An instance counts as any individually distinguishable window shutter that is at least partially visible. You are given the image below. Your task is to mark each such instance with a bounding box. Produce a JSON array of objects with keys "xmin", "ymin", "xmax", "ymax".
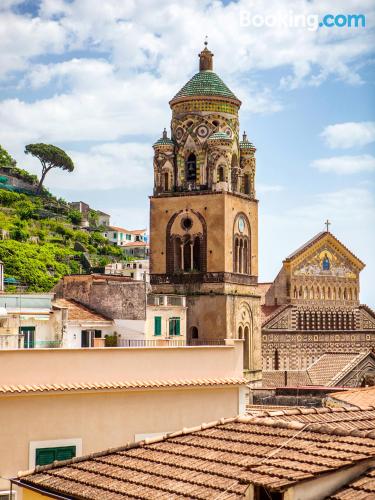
[
  {"xmin": 176, "ymin": 318, "xmax": 180, "ymax": 335},
  {"xmin": 36, "ymin": 448, "xmax": 56, "ymax": 466},
  {"xmin": 154, "ymin": 316, "xmax": 161, "ymax": 336},
  {"xmin": 56, "ymin": 446, "xmax": 76, "ymax": 461},
  {"xmin": 169, "ymin": 319, "xmax": 173, "ymax": 336}
]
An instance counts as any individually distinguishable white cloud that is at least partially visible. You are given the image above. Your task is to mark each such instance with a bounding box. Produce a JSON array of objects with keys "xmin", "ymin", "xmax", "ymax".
[
  {"xmin": 321, "ymin": 121, "xmax": 375, "ymax": 149},
  {"xmin": 44, "ymin": 142, "xmax": 153, "ymax": 191},
  {"xmin": 311, "ymin": 154, "xmax": 375, "ymax": 175}
]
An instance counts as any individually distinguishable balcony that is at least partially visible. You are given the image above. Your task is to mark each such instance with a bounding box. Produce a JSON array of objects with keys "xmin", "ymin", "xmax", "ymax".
[{"xmin": 147, "ymin": 295, "xmax": 186, "ymax": 307}]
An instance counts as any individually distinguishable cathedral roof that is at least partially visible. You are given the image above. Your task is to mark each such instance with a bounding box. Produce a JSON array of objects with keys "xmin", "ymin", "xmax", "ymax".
[{"xmin": 284, "ymin": 230, "xmax": 365, "ymax": 269}]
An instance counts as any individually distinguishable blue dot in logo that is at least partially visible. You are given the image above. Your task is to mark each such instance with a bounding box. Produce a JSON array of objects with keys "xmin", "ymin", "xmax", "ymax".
[{"xmin": 319, "ymin": 21, "xmax": 323, "ymax": 27}]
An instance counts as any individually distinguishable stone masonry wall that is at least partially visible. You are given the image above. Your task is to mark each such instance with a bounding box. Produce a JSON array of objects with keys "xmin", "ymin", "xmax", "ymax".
[{"xmin": 53, "ymin": 275, "xmax": 146, "ymax": 320}]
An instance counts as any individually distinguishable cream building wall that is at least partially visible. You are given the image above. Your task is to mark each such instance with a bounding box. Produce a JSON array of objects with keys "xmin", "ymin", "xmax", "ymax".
[{"xmin": 0, "ymin": 343, "xmax": 245, "ymax": 494}]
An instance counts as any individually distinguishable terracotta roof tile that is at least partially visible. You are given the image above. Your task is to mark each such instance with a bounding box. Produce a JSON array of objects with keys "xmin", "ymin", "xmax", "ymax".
[
  {"xmin": 328, "ymin": 386, "xmax": 375, "ymax": 410},
  {"xmin": 16, "ymin": 415, "xmax": 375, "ymax": 498},
  {"xmin": 308, "ymin": 352, "xmax": 370, "ymax": 386},
  {"xmin": 54, "ymin": 298, "xmax": 112, "ymax": 322},
  {"xmin": 0, "ymin": 377, "xmax": 247, "ymax": 395},
  {"xmin": 262, "ymin": 370, "xmax": 312, "ymax": 387},
  {"xmin": 330, "ymin": 467, "xmax": 375, "ymax": 499},
  {"xmin": 246, "ymin": 406, "xmax": 375, "ymax": 432}
]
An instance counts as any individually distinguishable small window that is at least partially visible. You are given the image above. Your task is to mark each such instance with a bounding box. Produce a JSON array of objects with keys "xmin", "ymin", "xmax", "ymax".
[
  {"xmin": 169, "ymin": 317, "xmax": 180, "ymax": 336},
  {"xmin": 186, "ymin": 154, "xmax": 197, "ymax": 182},
  {"xmin": 154, "ymin": 316, "xmax": 162, "ymax": 336},
  {"xmin": 217, "ymin": 166, "xmax": 224, "ymax": 182},
  {"xmin": 36, "ymin": 446, "xmax": 76, "ymax": 466}
]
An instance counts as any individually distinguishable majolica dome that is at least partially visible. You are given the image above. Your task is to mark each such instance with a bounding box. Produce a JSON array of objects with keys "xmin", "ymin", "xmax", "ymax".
[
  {"xmin": 239, "ymin": 132, "xmax": 256, "ymax": 151},
  {"xmin": 153, "ymin": 128, "xmax": 174, "ymax": 148},
  {"xmin": 169, "ymin": 43, "xmax": 241, "ymax": 108}
]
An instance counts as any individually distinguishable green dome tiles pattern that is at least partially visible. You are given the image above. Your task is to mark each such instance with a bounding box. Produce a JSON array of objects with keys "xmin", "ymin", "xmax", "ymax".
[
  {"xmin": 172, "ymin": 71, "xmax": 239, "ymax": 102},
  {"xmin": 153, "ymin": 137, "xmax": 174, "ymax": 146},
  {"xmin": 208, "ymin": 131, "xmax": 231, "ymax": 141}
]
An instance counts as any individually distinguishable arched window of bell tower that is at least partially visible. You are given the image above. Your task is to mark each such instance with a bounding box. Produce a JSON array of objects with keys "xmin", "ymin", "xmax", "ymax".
[
  {"xmin": 186, "ymin": 153, "xmax": 197, "ymax": 182},
  {"xmin": 217, "ymin": 165, "xmax": 225, "ymax": 182},
  {"xmin": 244, "ymin": 174, "xmax": 250, "ymax": 194},
  {"xmin": 164, "ymin": 172, "xmax": 169, "ymax": 191}
]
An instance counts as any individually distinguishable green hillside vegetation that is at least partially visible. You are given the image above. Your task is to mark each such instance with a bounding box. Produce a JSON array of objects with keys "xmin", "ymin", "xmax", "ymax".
[{"xmin": 0, "ymin": 173, "xmax": 124, "ymax": 293}]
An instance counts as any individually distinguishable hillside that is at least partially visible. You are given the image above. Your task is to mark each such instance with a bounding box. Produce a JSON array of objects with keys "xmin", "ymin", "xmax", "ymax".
[{"xmin": 0, "ymin": 172, "xmax": 124, "ymax": 292}]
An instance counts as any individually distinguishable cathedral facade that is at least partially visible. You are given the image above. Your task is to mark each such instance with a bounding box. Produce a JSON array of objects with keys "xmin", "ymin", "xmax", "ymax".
[
  {"xmin": 261, "ymin": 229, "xmax": 375, "ymax": 375},
  {"xmin": 149, "ymin": 45, "xmax": 261, "ymax": 384}
]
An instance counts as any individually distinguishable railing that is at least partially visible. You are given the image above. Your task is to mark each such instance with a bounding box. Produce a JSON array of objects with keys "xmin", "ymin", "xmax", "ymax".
[
  {"xmin": 117, "ymin": 338, "xmax": 186, "ymax": 348},
  {"xmin": 147, "ymin": 295, "xmax": 185, "ymax": 306},
  {"xmin": 188, "ymin": 338, "xmax": 226, "ymax": 346}
]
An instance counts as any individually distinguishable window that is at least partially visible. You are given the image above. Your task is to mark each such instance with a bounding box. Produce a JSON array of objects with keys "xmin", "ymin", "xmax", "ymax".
[
  {"xmin": 186, "ymin": 153, "xmax": 197, "ymax": 182},
  {"xmin": 20, "ymin": 326, "xmax": 35, "ymax": 349},
  {"xmin": 35, "ymin": 445, "xmax": 76, "ymax": 466},
  {"xmin": 126, "ymin": 234, "xmax": 131, "ymax": 240},
  {"xmin": 169, "ymin": 317, "xmax": 180, "ymax": 336},
  {"xmin": 0, "ymin": 492, "xmax": 15, "ymax": 500},
  {"xmin": 154, "ymin": 316, "xmax": 162, "ymax": 336},
  {"xmin": 244, "ymin": 174, "xmax": 250, "ymax": 194},
  {"xmin": 191, "ymin": 326, "xmax": 199, "ymax": 339},
  {"xmin": 217, "ymin": 165, "xmax": 224, "ymax": 182}
]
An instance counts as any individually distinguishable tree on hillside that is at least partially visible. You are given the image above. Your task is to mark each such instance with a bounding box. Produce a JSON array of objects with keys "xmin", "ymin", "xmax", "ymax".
[
  {"xmin": 24, "ymin": 143, "xmax": 74, "ymax": 195},
  {"xmin": 0, "ymin": 145, "xmax": 16, "ymax": 169}
]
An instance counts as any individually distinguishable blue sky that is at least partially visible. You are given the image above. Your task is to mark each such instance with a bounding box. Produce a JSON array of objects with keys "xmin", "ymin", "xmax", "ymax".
[{"xmin": 0, "ymin": 0, "xmax": 374, "ymax": 303}]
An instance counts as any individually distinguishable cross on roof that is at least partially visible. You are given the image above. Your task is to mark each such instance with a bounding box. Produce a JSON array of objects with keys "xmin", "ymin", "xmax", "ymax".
[{"xmin": 325, "ymin": 219, "xmax": 331, "ymax": 232}]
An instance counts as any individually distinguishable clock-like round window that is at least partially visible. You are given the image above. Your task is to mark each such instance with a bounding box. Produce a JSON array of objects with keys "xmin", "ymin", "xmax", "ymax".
[
  {"xmin": 197, "ymin": 125, "xmax": 209, "ymax": 138},
  {"xmin": 238, "ymin": 216, "xmax": 245, "ymax": 233},
  {"xmin": 225, "ymin": 127, "xmax": 232, "ymax": 138},
  {"xmin": 175, "ymin": 127, "xmax": 184, "ymax": 140}
]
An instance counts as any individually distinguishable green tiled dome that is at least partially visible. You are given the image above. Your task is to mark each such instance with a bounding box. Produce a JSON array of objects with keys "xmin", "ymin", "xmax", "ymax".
[
  {"xmin": 208, "ymin": 131, "xmax": 231, "ymax": 141},
  {"xmin": 239, "ymin": 132, "xmax": 255, "ymax": 150},
  {"xmin": 172, "ymin": 71, "xmax": 239, "ymax": 102},
  {"xmin": 153, "ymin": 129, "xmax": 174, "ymax": 147}
]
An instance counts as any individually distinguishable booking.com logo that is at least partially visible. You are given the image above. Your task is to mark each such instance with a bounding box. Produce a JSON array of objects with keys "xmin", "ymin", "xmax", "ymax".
[{"xmin": 240, "ymin": 11, "xmax": 366, "ymax": 31}]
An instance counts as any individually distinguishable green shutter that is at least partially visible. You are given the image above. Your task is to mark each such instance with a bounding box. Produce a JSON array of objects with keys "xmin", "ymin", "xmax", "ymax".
[
  {"xmin": 35, "ymin": 446, "xmax": 76, "ymax": 466},
  {"xmin": 169, "ymin": 319, "xmax": 173, "ymax": 336},
  {"xmin": 154, "ymin": 316, "xmax": 161, "ymax": 336},
  {"xmin": 175, "ymin": 318, "xmax": 180, "ymax": 335},
  {"xmin": 169, "ymin": 317, "xmax": 181, "ymax": 336}
]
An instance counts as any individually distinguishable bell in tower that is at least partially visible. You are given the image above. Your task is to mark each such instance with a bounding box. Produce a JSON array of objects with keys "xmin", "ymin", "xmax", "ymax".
[{"xmin": 149, "ymin": 45, "xmax": 261, "ymax": 385}]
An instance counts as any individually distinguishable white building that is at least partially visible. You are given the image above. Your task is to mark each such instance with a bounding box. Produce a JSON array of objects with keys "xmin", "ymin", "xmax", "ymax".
[
  {"xmin": 105, "ymin": 259, "xmax": 149, "ymax": 281},
  {"xmin": 103, "ymin": 226, "xmax": 148, "ymax": 247}
]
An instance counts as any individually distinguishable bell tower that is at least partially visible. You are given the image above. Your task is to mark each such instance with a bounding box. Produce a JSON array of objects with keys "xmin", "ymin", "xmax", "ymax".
[{"xmin": 150, "ymin": 44, "xmax": 261, "ymax": 383}]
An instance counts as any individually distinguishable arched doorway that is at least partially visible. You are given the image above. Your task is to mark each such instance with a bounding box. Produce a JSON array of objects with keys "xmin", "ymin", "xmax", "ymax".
[{"xmin": 191, "ymin": 326, "xmax": 199, "ymax": 339}]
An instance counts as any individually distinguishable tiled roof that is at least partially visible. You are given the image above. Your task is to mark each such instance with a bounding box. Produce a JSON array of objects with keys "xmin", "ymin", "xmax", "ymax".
[
  {"xmin": 0, "ymin": 377, "xmax": 247, "ymax": 395},
  {"xmin": 328, "ymin": 386, "xmax": 375, "ymax": 410},
  {"xmin": 284, "ymin": 231, "xmax": 365, "ymax": 268},
  {"xmin": 246, "ymin": 406, "xmax": 375, "ymax": 432},
  {"xmin": 261, "ymin": 304, "xmax": 290, "ymax": 327},
  {"xmin": 308, "ymin": 352, "xmax": 370, "ymax": 386},
  {"xmin": 153, "ymin": 136, "xmax": 174, "ymax": 146},
  {"xmin": 123, "ymin": 241, "xmax": 149, "ymax": 247},
  {"xmin": 239, "ymin": 139, "xmax": 255, "ymax": 150},
  {"xmin": 262, "ymin": 370, "xmax": 312, "ymax": 388},
  {"xmin": 330, "ymin": 467, "xmax": 375, "ymax": 499},
  {"xmin": 263, "ymin": 352, "xmax": 373, "ymax": 388},
  {"xmin": 17, "ymin": 415, "xmax": 375, "ymax": 498},
  {"xmin": 171, "ymin": 70, "xmax": 240, "ymax": 102},
  {"xmin": 54, "ymin": 299, "xmax": 111, "ymax": 323}
]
